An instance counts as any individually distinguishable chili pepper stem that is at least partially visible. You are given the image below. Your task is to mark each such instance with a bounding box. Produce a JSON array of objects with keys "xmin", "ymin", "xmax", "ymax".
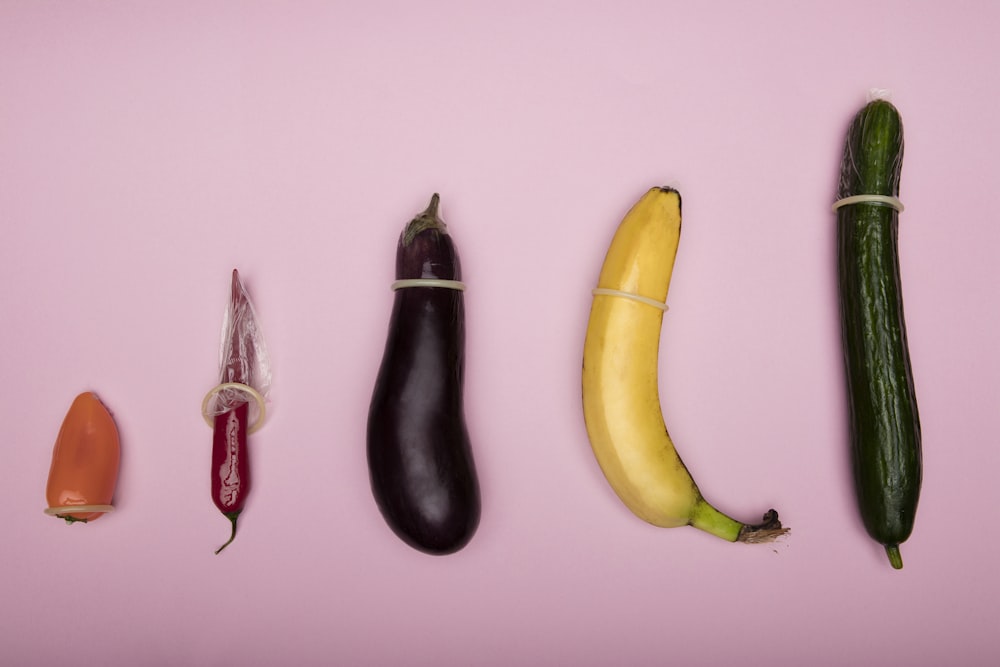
[{"xmin": 215, "ymin": 510, "xmax": 242, "ymax": 555}]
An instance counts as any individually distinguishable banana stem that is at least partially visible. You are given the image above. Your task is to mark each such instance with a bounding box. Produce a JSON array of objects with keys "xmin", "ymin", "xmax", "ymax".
[
  {"xmin": 690, "ymin": 502, "xmax": 789, "ymax": 544},
  {"xmin": 736, "ymin": 509, "xmax": 789, "ymax": 543},
  {"xmin": 689, "ymin": 500, "xmax": 743, "ymax": 542}
]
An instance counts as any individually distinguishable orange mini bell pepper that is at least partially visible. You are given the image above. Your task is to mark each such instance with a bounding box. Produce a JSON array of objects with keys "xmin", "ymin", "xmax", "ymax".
[{"xmin": 44, "ymin": 392, "xmax": 121, "ymax": 523}]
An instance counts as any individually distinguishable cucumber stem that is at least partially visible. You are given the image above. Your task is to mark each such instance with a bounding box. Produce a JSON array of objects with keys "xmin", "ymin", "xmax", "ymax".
[
  {"xmin": 215, "ymin": 511, "xmax": 241, "ymax": 555},
  {"xmin": 886, "ymin": 544, "xmax": 903, "ymax": 569}
]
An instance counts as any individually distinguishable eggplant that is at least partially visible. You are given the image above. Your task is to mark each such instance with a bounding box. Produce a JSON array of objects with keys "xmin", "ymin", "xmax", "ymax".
[{"xmin": 367, "ymin": 194, "xmax": 481, "ymax": 555}]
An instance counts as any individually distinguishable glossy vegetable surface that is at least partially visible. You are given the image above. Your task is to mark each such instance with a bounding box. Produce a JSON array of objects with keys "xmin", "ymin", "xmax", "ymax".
[
  {"xmin": 367, "ymin": 194, "xmax": 481, "ymax": 555},
  {"xmin": 45, "ymin": 392, "xmax": 121, "ymax": 523},
  {"xmin": 213, "ymin": 401, "xmax": 250, "ymax": 554},
  {"xmin": 837, "ymin": 99, "xmax": 921, "ymax": 569},
  {"xmin": 211, "ymin": 269, "xmax": 257, "ymax": 554}
]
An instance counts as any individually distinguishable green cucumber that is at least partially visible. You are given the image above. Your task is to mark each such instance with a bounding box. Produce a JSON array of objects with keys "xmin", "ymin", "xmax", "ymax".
[{"xmin": 836, "ymin": 98, "xmax": 922, "ymax": 570}]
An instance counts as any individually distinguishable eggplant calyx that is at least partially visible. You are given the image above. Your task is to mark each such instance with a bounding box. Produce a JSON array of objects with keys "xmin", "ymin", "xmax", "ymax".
[{"xmin": 402, "ymin": 193, "xmax": 447, "ymax": 246}]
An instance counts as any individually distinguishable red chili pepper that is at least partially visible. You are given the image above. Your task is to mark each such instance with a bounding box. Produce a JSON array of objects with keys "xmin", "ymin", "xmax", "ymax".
[
  {"xmin": 212, "ymin": 400, "xmax": 249, "ymax": 553},
  {"xmin": 212, "ymin": 269, "xmax": 256, "ymax": 554}
]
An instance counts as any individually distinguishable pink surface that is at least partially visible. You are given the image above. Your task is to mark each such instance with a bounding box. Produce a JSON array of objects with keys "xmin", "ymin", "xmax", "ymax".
[{"xmin": 2, "ymin": 2, "xmax": 999, "ymax": 665}]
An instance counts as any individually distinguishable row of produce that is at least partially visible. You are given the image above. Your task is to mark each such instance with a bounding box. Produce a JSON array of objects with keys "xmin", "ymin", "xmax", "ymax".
[{"xmin": 43, "ymin": 96, "xmax": 922, "ymax": 569}]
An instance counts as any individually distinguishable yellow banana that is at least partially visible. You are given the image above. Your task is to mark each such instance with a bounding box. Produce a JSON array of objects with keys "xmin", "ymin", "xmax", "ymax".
[{"xmin": 582, "ymin": 187, "xmax": 787, "ymax": 543}]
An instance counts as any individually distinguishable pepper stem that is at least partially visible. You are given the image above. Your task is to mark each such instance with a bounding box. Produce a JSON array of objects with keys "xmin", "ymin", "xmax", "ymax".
[
  {"xmin": 885, "ymin": 544, "xmax": 903, "ymax": 569},
  {"xmin": 215, "ymin": 510, "xmax": 241, "ymax": 555}
]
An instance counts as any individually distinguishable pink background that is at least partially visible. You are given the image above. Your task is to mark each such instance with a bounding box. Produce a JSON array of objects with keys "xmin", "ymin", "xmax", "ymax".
[{"xmin": 2, "ymin": 2, "xmax": 998, "ymax": 665}]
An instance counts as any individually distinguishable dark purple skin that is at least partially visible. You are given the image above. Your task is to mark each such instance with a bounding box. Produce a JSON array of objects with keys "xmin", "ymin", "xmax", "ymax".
[{"xmin": 367, "ymin": 194, "xmax": 481, "ymax": 555}]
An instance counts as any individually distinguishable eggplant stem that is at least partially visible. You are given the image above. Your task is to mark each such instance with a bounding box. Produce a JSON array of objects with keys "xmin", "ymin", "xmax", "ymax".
[
  {"xmin": 215, "ymin": 511, "xmax": 241, "ymax": 555},
  {"xmin": 402, "ymin": 193, "xmax": 447, "ymax": 246},
  {"xmin": 424, "ymin": 192, "xmax": 440, "ymax": 218}
]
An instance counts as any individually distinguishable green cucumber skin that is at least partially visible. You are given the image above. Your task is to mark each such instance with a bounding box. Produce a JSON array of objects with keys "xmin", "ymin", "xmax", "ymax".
[{"xmin": 837, "ymin": 100, "xmax": 922, "ymax": 564}]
